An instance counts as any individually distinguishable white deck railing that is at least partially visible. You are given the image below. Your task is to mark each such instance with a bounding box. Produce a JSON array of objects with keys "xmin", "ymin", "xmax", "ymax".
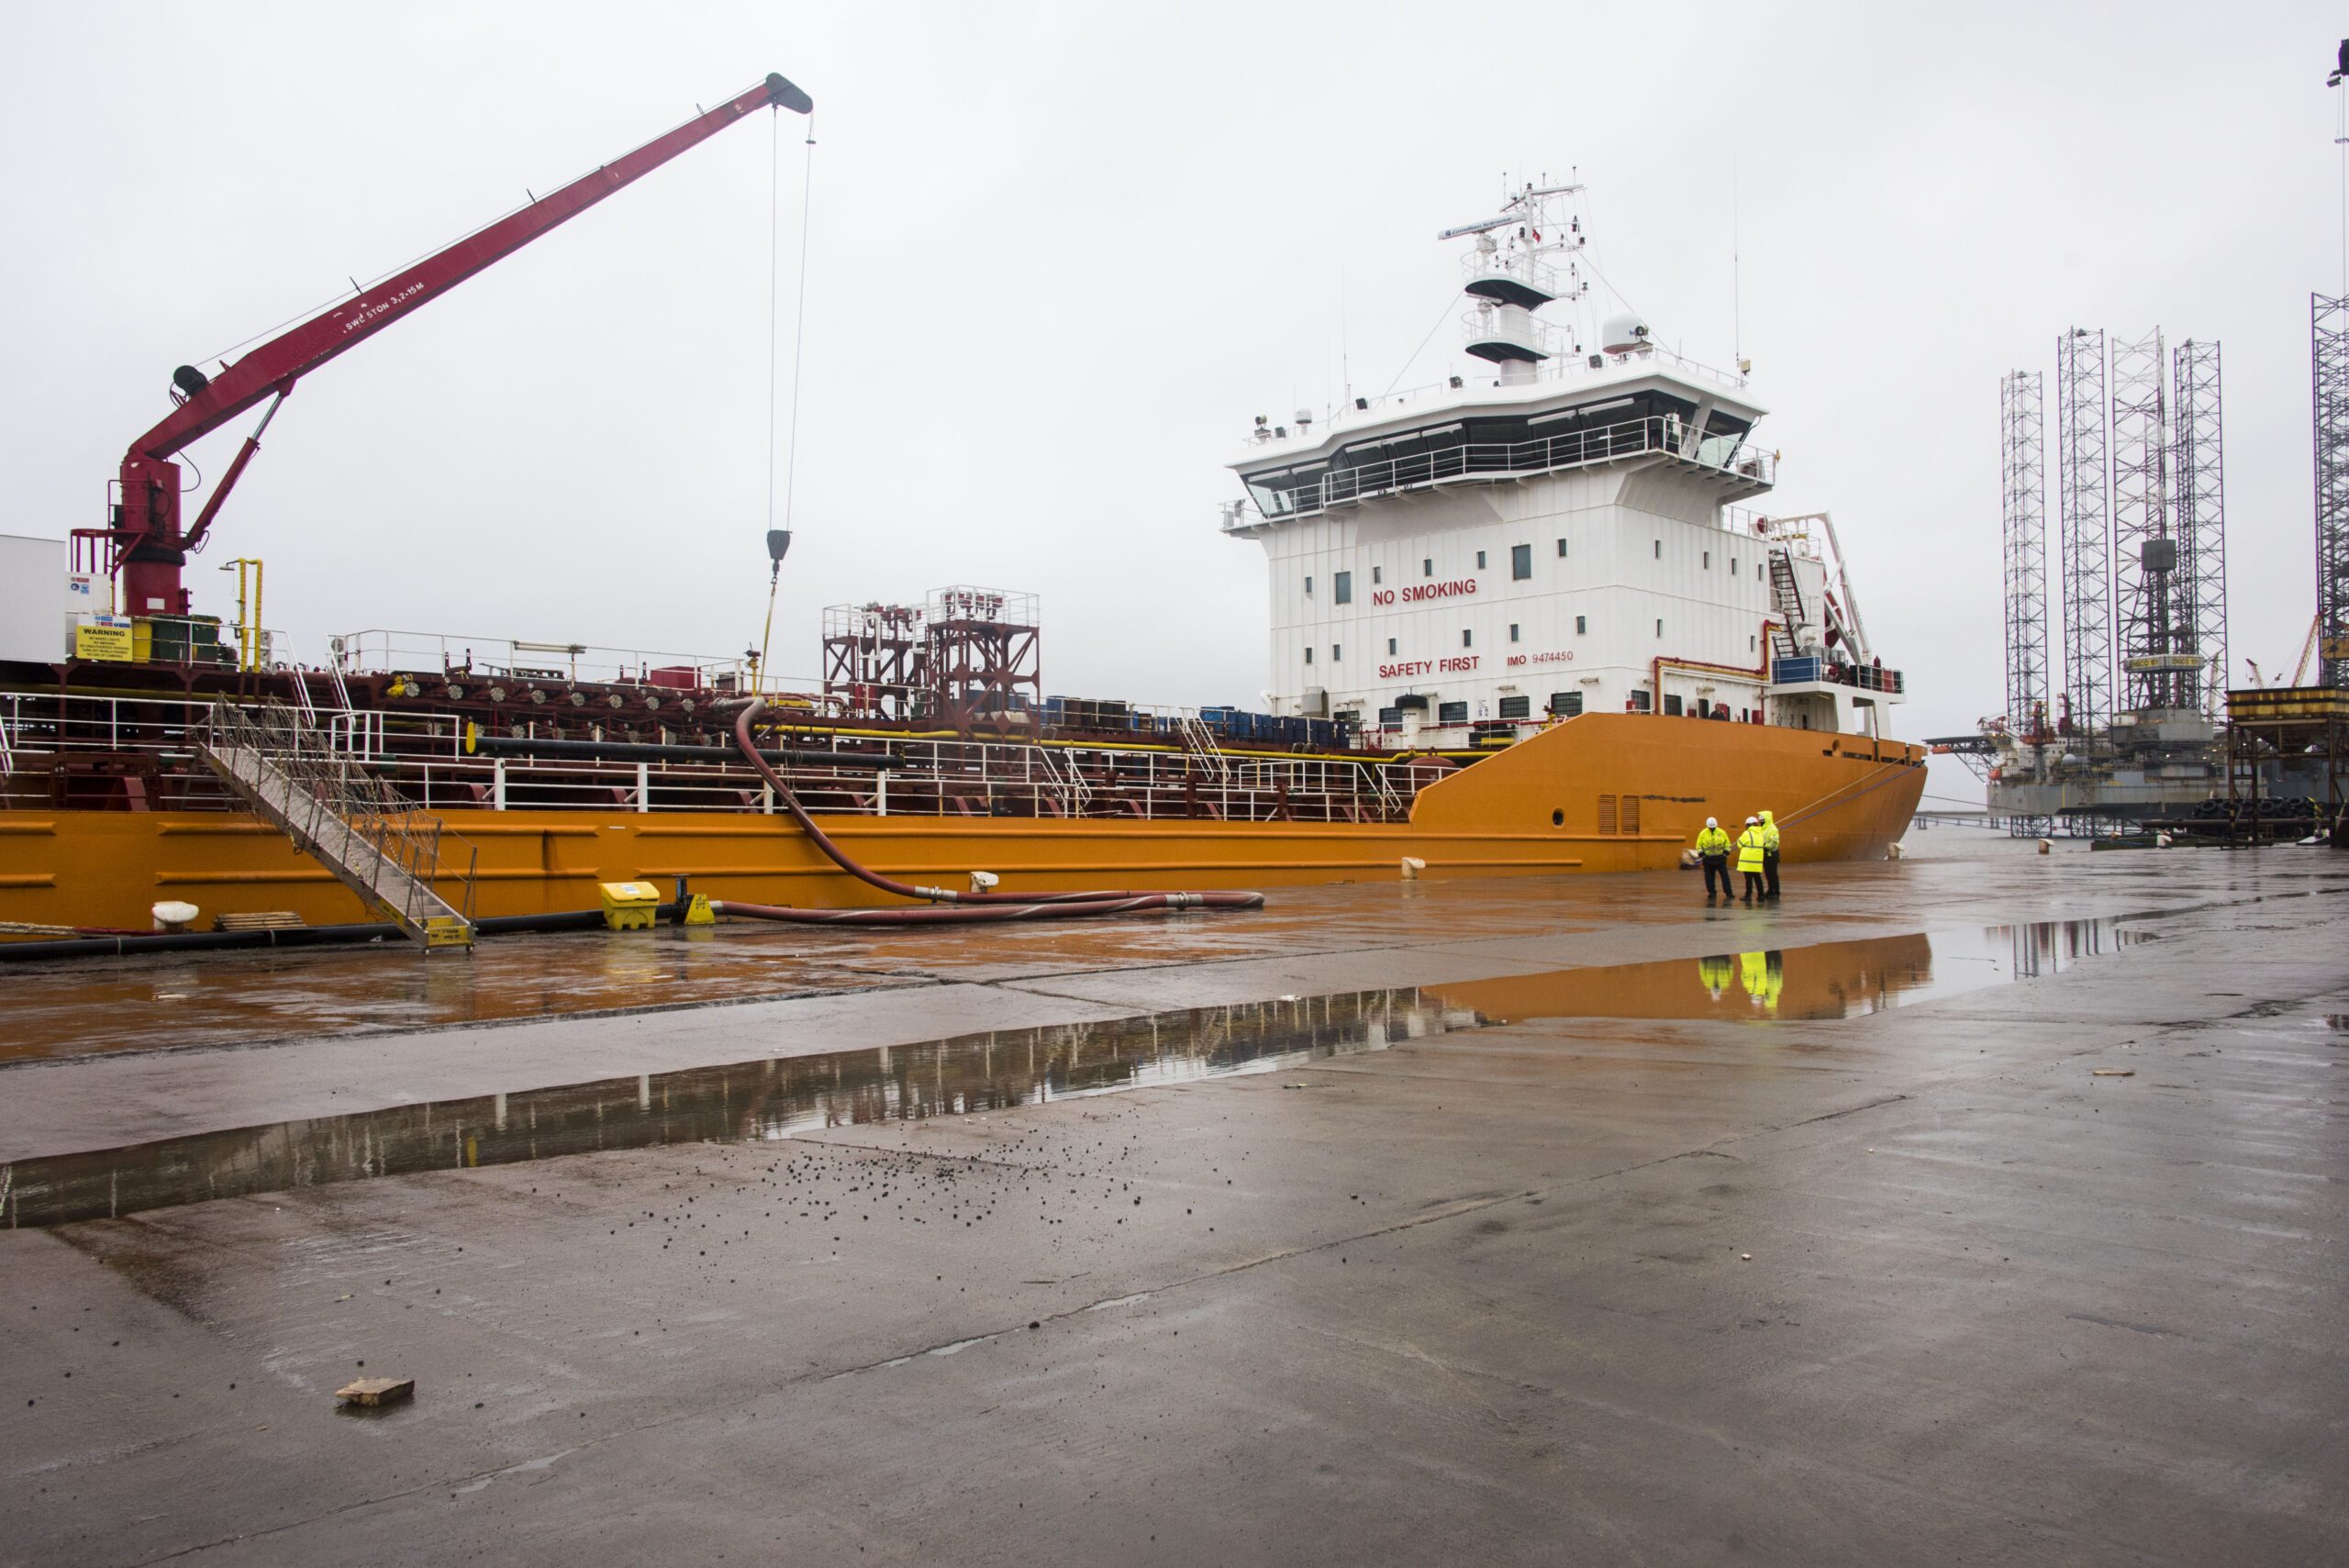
[
  {"xmin": 0, "ymin": 693, "xmax": 1410, "ymax": 826},
  {"xmin": 1229, "ymin": 413, "xmax": 1775, "ymax": 530}
]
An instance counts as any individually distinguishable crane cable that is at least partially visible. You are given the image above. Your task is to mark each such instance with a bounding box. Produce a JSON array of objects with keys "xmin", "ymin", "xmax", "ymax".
[{"xmin": 757, "ymin": 108, "xmax": 818, "ymax": 696}]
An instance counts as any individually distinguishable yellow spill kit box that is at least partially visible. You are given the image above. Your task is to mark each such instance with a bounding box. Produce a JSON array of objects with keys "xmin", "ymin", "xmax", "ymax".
[{"xmin": 598, "ymin": 880, "xmax": 662, "ymax": 931}]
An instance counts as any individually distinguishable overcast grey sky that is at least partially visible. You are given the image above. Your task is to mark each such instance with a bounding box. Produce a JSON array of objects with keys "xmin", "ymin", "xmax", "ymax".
[{"xmin": 4, "ymin": 4, "xmax": 2339, "ymax": 804}]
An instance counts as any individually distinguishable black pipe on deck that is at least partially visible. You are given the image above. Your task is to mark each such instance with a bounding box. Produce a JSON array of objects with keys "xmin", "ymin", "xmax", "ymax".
[{"xmin": 462, "ymin": 733, "xmax": 903, "ymax": 771}]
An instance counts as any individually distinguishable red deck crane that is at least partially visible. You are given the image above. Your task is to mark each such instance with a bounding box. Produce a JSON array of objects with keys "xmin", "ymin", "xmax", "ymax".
[{"xmin": 103, "ymin": 72, "xmax": 813, "ymax": 618}]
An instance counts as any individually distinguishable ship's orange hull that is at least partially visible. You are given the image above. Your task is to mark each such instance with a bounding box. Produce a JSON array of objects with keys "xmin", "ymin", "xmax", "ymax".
[{"xmin": 0, "ymin": 716, "xmax": 1923, "ymax": 932}]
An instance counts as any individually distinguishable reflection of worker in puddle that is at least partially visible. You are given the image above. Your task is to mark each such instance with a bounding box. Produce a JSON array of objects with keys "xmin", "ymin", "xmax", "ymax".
[
  {"xmin": 1698, "ymin": 953, "xmax": 1734, "ymax": 1000},
  {"xmin": 1738, "ymin": 950, "xmax": 1785, "ymax": 1014}
]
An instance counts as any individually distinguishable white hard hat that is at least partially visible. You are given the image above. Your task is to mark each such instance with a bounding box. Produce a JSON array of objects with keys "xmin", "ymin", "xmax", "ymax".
[
  {"xmin": 1746, "ymin": 816, "xmax": 1760, "ymax": 825},
  {"xmin": 1705, "ymin": 817, "xmax": 1718, "ymax": 828}
]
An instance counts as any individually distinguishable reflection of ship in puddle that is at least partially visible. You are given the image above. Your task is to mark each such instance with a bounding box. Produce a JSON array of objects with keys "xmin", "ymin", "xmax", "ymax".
[
  {"xmin": 3, "ymin": 990, "xmax": 1481, "ymax": 1229},
  {"xmin": 1427, "ymin": 919, "xmax": 2147, "ymax": 1025}
]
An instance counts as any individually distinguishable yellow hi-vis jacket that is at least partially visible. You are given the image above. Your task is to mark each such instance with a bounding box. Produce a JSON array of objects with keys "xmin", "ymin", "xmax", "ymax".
[
  {"xmin": 1735, "ymin": 826, "xmax": 1767, "ymax": 873},
  {"xmin": 1760, "ymin": 810, "xmax": 1781, "ymax": 852},
  {"xmin": 1695, "ymin": 826, "xmax": 1731, "ymax": 858},
  {"xmin": 1698, "ymin": 953, "xmax": 1733, "ymax": 998}
]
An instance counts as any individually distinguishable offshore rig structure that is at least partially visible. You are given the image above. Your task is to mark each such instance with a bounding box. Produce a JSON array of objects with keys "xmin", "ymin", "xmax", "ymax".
[
  {"xmin": 1932, "ymin": 314, "xmax": 2344, "ymax": 840},
  {"xmin": 1932, "ymin": 42, "xmax": 2349, "ymax": 844}
]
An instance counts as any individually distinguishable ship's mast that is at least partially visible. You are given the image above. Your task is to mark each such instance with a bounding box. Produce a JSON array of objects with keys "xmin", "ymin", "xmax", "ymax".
[{"xmin": 1441, "ymin": 182, "xmax": 1590, "ymax": 386}]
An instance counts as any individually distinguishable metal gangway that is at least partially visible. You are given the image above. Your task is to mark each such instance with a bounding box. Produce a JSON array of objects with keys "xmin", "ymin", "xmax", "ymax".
[{"xmin": 198, "ymin": 700, "xmax": 476, "ymax": 951}]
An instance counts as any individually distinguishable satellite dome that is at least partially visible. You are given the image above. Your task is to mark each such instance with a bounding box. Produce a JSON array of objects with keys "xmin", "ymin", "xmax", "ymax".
[{"xmin": 1600, "ymin": 311, "xmax": 1651, "ymax": 355}]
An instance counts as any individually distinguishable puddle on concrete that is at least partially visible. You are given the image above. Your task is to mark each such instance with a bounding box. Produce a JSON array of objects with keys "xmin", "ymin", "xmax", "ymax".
[
  {"xmin": 0, "ymin": 889, "xmax": 1585, "ymax": 1065},
  {"xmin": 0, "ymin": 919, "xmax": 2152, "ymax": 1228},
  {"xmin": 0, "ymin": 990, "xmax": 1476, "ymax": 1228},
  {"xmin": 1425, "ymin": 918, "xmax": 2150, "ymax": 1025}
]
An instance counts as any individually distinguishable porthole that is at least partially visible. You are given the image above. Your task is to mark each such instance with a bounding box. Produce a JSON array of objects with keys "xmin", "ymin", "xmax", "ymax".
[{"xmin": 1551, "ymin": 808, "xmax": 1564, "ymax": 827}]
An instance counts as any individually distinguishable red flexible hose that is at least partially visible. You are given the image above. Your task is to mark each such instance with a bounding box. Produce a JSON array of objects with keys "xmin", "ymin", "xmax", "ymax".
[{"xmin": 726, "ymin": 700, "xmax": 1265, "ymax": 913}]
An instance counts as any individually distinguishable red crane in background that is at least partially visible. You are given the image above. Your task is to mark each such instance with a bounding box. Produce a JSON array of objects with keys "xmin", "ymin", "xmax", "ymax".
[{"xmin": 102, "ymin": 72, "xmax": 813, "ymax": 618}]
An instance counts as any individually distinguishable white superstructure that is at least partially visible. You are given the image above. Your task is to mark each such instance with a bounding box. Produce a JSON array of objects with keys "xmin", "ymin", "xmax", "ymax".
[{"xmin": 1225, "ymin": 182, "xmax": 1904, "ymax": 750}]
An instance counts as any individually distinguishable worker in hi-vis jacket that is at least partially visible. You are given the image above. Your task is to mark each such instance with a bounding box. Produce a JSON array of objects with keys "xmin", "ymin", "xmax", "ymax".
[
  {"xmin": 1694, "ymin": 817, "xmax": 1732, "ymax": 901},
  {"xmin": 1760, "ymin": 809, "xmax": 1783, "ymax": 900},
  {"xmin": 1735, "ymin": 817, "xmax": 1768, "ymax": 904}
]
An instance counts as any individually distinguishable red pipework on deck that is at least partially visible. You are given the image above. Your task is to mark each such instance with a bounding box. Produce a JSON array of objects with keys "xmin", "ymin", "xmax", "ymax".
[
  {"xmin": 108, "ymin": 72, "xmax": 813, "ymax": 617},
  {"xmin": 1650, "ymin": 618, "xmax": 1783, "ymax": 720}
]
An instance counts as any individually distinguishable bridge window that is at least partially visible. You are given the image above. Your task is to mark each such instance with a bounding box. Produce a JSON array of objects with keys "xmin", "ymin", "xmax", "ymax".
[
  {"xmin": 1653, "ymin": 539, "xmax": 1663, "ymax": 560},
  {"xmin": 1703, "ymin": 550, "xmax": 1710, "ymax": 570},
  {"xmin": 1372, "ymin": 565, "xmax": 1383, "ymax": 584},
  {"xmin": 1422, "ymin": 558, "xmax": 1433, "ymax": 577},
  {"xmin": 1508, "ymin": 623, "xmax": 1520, "ymax": 642},
  {"xmin": 1475, "ymin": 550, "xmax": 1487, "ymax": 569},
  {"xmin": 1334, "ymin": 571, "xmax": 1352, "ymax": 605},
  {"xmin": 1439, "ymin": 700, "xmax": 1469, "ymax": 724},
  {"xmin": 1304, "ymin": 575, "xmax": 1313, "ymax": 596},
  {"xmin": 1550, "ymin": 692, "xmax": 1582, "ymax": 716},
  {"xmin": 1556, "ymin": 538, "xmax": 1569, "ymax": 558},
  {"xmin": 1331, "ymin": 644, "xmax": 1341, "ymax": 662},
  {"xmin": 1462, "ymin": 629, "xmax": 1474, "ymax": 648},
  {"xmin": 1499, "ymin": 695, "xmax": 1531, "ymax": 719},
  {"xmin": 1386, "ymin": 638, "xmax": 1397, "ymax": 654},
  {"xmin": 1304, "ymin": 646, "xmax": 1313, "ymax": 664},
  {"xmin": 1575, "ymin": 615, "xmax": 1587, "ymax": 635},
  {"xmin": 1511, "ymin": 543, "xmax": 1531, "ymax": 580}
]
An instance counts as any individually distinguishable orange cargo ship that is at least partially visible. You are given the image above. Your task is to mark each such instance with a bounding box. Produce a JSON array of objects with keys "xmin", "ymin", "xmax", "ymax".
[
  {"xmin": 0, "ymin": 122, "xmax": 1921, "ymax": 940},
  {"xmin": 0, "ymin": 713, "xmax": 1920, "ymax": 933}
]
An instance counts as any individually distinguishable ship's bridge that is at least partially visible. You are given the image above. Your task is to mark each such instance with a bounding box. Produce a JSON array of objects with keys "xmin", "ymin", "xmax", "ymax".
[{"xmin": 1223, "ymin": 350, "xmax": 1772, "ymax": 536}]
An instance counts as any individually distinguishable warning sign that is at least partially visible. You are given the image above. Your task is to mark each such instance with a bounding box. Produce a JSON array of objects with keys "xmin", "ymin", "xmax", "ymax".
[{"xmin": 75, "ymin": 616, "xmax": 134, "ymax": 662}]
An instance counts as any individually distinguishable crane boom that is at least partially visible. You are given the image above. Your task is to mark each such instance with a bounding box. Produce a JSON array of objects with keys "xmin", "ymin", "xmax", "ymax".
[{"xmin": 109, "ymin": 72, "xmax": 813, "ymax": 617}]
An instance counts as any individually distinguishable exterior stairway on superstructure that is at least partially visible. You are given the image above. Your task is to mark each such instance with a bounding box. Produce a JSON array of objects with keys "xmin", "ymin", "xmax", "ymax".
[
  {"xmin": 199, "ymin": 702, "xmax": 476, "ymax": 950},
  {"xmin": 1177, "ymin": 712, "xmax": 1233, "ymax": 786},
  {"xmin": 1765, "ymin": 548, "xmax": 1805, "ymax": 666}
]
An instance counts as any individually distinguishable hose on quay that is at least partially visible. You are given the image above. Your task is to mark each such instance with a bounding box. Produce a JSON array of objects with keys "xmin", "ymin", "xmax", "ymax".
[
  {"xmin": 0, "ymin": 907, "xmax": 620, "ymax": 963},
  {"xmin": 724, "ymin": 698, "xmax": 1266, "ymax": 917},
  {"xmin": 711, "ymin": 891, "xmax": 1260, "ymax": 926}
]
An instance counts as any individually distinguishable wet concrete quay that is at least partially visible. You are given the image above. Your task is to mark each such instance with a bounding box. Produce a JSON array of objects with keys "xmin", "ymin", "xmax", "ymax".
[{"xmin": 2, "ymin": 834, "xmax": 2345, "ymax": 1564}]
